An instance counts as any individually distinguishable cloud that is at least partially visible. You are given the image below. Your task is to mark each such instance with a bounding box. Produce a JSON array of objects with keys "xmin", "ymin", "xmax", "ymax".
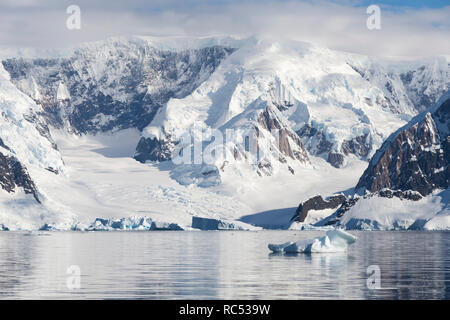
[{"xmin": 0, "ymin": 0, "xmax": 448, "ymax": 57}]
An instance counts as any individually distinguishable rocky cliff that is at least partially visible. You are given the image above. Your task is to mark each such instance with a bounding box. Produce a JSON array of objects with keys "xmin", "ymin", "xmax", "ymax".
[
  {"xmin": 0, "ymin": 151, "xmax": 40, "ymax": 203},
  {"xmin": 356, "ymin": 91, "xmax": 449, "ymax": 196}
]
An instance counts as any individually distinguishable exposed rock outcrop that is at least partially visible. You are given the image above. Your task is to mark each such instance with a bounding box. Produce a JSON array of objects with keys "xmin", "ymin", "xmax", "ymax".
[
  {"xmin": 0, "ymin": 152, "xmax": 40, "ymax": 203},
  {"xmin": 312, "ymin": 92, "xmax": 450, "ymax": 228},
  {"xmin": 296, "ymin": 124, "xmax": 333, "ymax": 156},
  {"xmin": 297, "ymin": 125, "xmax": 373, "ymax": 168},
  {"xmin": 323, "ymin": 197, "xmax": 360, "ymax": 226},
  {"xmin": 341, "ymin": 134, "xmax": 371, "ymax": 158},
  {"xmin": 356, "ymin": 92, "xmax": 450, "ymax": 196},
  {"xmin": 377, "ymin": 188, "xmax": 423, "ymax": 201},
  {"xmin": 257, "ymin": 105, "xmax": 309, "ymax": 164},
  {"xmin": 138, "ymin": 101, "xmax": 309, "ymax": 180},
  {"xmin": 327, "ymin": 153, "xmax": 345, "ymax": 168},
  {"xmin": 134, "ymin": 133, "xmax": 175, "ymax": 163},
  {"xmin": 291, "ymin": 194, "xmax": 346, "ymax": 223}
]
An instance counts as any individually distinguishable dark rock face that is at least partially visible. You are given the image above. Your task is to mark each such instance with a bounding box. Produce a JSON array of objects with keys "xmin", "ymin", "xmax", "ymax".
[
  {"xmin": 322, "ymin": 197, "xmax": 360, "ymax": 226},
  {"xmin": 291, "ymin": 194, "xmax": 346, "ymax": 222},
  {"xmin": 341, "ymin": 134, "xmax": 371, "ymax": 158},
  {"xmin": 257, "ymin": 106, "xmax": 309, "ymax": 163},
  {"xmin": 335, "ymin": 197, "xmax": 359, "ymax": 217},
  {"xmin": 135, "ymin": 135, "xmax": 174, "ymax": 163},
  {"xmin": 297, "ymin": 124, "xmax": 372, "ymax": 168},
  {"xmin": 327, "ymin": 152, "xmax": 345, "ymax": 168},
  {"xmin": 327, "ymin": 133, "xmax": 372, "ymax": 168},
  {"xmin": 317, "ymin": 93, "xmax": 450, "ymax": 228},
  {"xmin": 3, "ymin": 41, "xmax": 235, "ymax": 134},
  {"xmin": 23, "ymin": 112, "xmax": 59, "ymax": 150},
  {"xmin": 356, "ymin": 95, "xmax": 450, "ymax": 196},
  {"xmin": 0, "ymin": 152, "xmax": 40, "ymax": 203},
  {"xmin": 296, "ymin": 124, "xmax": 333, "ymax": 156},
  {"xmin": 378, "ymin": 189, "xmax": 423, "ymax": 201},
  {"xmin": 0, "ymin": 138, "xmax": 11, "ymax": 152},
  {"xmin": 138, "ymin": 103, "xmax": 311, "ymax": 174}
]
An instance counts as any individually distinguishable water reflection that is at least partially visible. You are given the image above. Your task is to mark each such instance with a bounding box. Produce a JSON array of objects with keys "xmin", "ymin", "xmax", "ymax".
[{"xmin": 0, "ymin": 231, "xmax": 449, "ymax": 299}]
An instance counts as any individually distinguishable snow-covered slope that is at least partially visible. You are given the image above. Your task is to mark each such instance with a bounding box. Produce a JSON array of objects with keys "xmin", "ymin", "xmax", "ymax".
[
  {"xmin": 0, "ymin": 64, "xmax": 63, "ymax": 172},
  {"xmin": 335, "ymin": 189, "xmax": 449, "ymax": 231},
  {"xmin": 0, "ymin": 63, "xmax": 66, "ymax": 228}
]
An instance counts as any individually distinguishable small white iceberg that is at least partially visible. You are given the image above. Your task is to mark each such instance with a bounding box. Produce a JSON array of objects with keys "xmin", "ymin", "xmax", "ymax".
[{"xmin": 268, "ymin": 229, "xmax": 357, "ymax": 253}]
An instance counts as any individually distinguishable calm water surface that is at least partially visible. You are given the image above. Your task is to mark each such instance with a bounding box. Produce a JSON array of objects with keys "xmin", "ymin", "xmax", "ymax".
[{"xmin": 0, "ymin": 231, "xmax": 449, "ymax": 299}]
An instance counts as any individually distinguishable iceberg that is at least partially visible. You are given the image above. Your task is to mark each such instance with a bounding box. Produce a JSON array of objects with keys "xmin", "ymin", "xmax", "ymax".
[{"xmin": 268, "ymin": 229, "xmax": 357, "ymax": 253}]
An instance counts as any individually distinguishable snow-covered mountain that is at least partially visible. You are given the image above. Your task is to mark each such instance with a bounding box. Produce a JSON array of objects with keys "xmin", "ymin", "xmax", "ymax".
[
  {"xmin": 292, "ymin": 91, "xmax": 450, "ymax": 231},
  {"xmin": 0, "ymin": 36, "xmax": 448, "ymax": 230},
  {"xmin": 5, "ymin": 37, "xmax": 449, "ymax": 174},
  {"xmin": 2, "ymin": 37, "xmax": 235, "ymax": 133},
  {"xmin": 136, "ymin": 37, "xmax": 448, "ymax": 177}
]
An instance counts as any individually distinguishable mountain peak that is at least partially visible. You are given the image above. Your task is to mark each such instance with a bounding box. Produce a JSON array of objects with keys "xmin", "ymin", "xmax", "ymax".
[{"xmin": 356, "ymin": 90, "xmax": 450, "ymax": 196}]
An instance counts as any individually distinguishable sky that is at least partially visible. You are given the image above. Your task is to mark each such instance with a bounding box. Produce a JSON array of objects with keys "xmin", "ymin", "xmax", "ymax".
[{"xmin": 0, "ymin": 0, "xmax": 449, "ymax": 57}]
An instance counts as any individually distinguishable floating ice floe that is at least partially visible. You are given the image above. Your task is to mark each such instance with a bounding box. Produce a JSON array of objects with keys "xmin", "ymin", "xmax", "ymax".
[{"xmin": 268, "ymin": 229, "xmax": 357, "ymax": 253}]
